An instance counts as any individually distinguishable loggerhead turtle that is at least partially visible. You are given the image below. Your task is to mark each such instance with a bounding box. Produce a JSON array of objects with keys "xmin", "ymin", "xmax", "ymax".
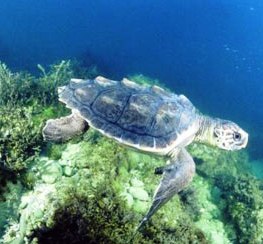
[{"xmin": 43, "ymin": 76, "xmax": 248, "ymax": 229}]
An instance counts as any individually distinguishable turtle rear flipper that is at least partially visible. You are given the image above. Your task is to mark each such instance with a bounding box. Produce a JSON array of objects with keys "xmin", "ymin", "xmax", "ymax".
[
  {"xmin": 137, "ymin": 148, "xmax": 195, "ymax": 231},
  {"xmin": 43, "ymin": 111, "xmax": 89, "ymax": 142}
]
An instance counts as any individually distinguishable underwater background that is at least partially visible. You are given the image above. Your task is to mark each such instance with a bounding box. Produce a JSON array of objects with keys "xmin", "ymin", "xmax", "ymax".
[{"xmin": 0, "ymin": 1, "xmax": 263, "ymax": 243}]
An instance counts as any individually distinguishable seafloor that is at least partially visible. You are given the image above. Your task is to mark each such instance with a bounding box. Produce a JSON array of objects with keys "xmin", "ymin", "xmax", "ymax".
[{"xmin": 0, "ymin": 60, "xmax": 263, "ymax": 244}]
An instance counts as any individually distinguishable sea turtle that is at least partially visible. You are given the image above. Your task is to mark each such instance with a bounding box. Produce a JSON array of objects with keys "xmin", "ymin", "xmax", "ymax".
[{"xmin": 43, "ymin": 76, "xmax": 248, "ymax": 230}]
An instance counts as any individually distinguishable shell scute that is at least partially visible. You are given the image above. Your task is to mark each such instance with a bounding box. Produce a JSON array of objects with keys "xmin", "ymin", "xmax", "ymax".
[
  {"xmin": 92, "ymin": 89, "xmax": 130, "ymax": 123},
  {"xmin": 69, "ymin": 78, "xmax": 93, "ymax": 89},
  {"xmin": 95, "ymin": 76, "xmax": 118, "ymax": 87},
  {"xmin": 139, "ymin": 135, "xmax": 155, "ymax": 148},
  {"xmin": 79, "ymin": 106, "xmax": 93, "ymax": 120},
  {"xmin": 151, "ymin": 85, "xmax": 172, "ymax": 98},
  {"xmin": 74, "ymin": 84, "xmax": 100, "ymax": 105},
  {"xmin": 121, "ymin": 130, "xmax": 141, "ymax": 145},
  {"xmin": 103, "ymin": 123, "xmax": 123, "ymax": 139},
  {"xmin": 89, "ymin": 117, "xmax": 106, "ymax": 131},
  {"xmin": 155, "ymin": 137, "xmax": 168, "ymax": 149},
  {"xmin": 121, "ymin": 78, "xmax": 142, "ymax": 90},
  {"xmin": 151, "ymin": 102, "xmax": 181, "ymax": 137},
  {"xmin": 117, "ymin": 93, "xmax": 160, "ymax": 135}
]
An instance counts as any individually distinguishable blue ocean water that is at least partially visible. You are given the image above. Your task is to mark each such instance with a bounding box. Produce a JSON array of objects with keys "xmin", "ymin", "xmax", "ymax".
[{"xmin": 0, "ymin": 0, "xmax": 262, "ymax": 158}]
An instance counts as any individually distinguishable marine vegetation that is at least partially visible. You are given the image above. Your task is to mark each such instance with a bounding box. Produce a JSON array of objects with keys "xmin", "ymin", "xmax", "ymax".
[
  {"xmin": 0, "ymin": 62, "xmax": 34, "ymax": 106},
  {"xmin": 215, "ymin": 174, "xmax": 263, "ymax": 243},
  {"xmin": 0, "ymin": 61, "xmax": 262, "ymax": 244},
  {"xmin": 0, "ymin": 105, "xmax": 42, "ymax": 171},
  {"xmin": 0, "ymin": 60, "xmax": 97, "ymax": 106},
  {"xmin": 1, "ymin": 132, "xmax": 207, "ymax": 243},
  {"xmin": 0, "ymin": 181, "xmax": 23, "ymax": 238},
  {"xmin": 0, "ymin": 60, "xmax": 97, "ymax": 173},
  {"xmin": 127, "ymin": 73, "xmax": 167, "ymax": 88},
  {"xmin": 189, "ymin": 143, "xmax": 263, "ymax": 243}
]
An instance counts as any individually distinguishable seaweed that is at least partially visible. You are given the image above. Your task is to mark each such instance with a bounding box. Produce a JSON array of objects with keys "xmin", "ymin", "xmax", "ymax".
[
  {"xmin": 0, "ymin": 60, "xmax": 98, "ymax": 107},
  {"xmin": 190, "ymin": 143, "xmax": 263, "ymax": 243},
  {"xmin": 0, "ymin": 133, "xmax": 208, "ymax": 243},
  {"xmin": 0, "ymin": 62, "xmax": 35, "ymax": 106},
  {"xmin": 0, "ymin": 60, "xmax": 97, "ymax": 173},
  {"xmin": 0, "ymin": 105, "xmax": 42, "ymax": 171},
  {"xmin": 29, "ymin": 183, "xmax": 138, "ymax": 244},
  {"xmin": 0, "ymin": 181, "xmax": 23, "ymax": 238},
  {"xmin": 0, "ymin": 61, "xmax": 262, "ymax": 243},
  {"xmin": 128, "ymin": 73, "xmax": 170, "ymax": 90},
  {"xmin": 215, "ymin": 174, "xmax": 263, "ymax": 243}
]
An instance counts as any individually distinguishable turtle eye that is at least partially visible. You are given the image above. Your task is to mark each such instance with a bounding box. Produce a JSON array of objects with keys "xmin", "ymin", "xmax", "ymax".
[{"xmin": 233, "ymin": 132, "xmax": 241, "ymax": 141}]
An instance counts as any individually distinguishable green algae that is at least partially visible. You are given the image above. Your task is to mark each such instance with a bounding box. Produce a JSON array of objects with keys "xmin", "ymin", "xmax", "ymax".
[
  {"xmin": 0, "ymin": 105, "xmax": 42, "ymax": 171},
  {"xmin": 0, "ymin": 61, "xmax": 263, "ymax": 243},
  {"xmin": 0, "ymin": 60, "xmax": 97, "ymax": 173},
  {"xmin": 189, "ymin": 143, "xmax": 263, "ymax": 243},
  {"xmin": 128, "ymin": 73, "xmax": 170, "ymax": 90},
  {"xmin": 0, "ymin": 181, "xmax": 23, "ymax": 238},
  {"xmin": 216, "ymin": 174, "xmax": 263, "ymax": 243},
  {"xmin": 1, "ymin": 136, "xmax": 206, "ymax": 243},
  {"xmin": 0, "ymin": 62, "xmax": 35, "ymax": 106}
]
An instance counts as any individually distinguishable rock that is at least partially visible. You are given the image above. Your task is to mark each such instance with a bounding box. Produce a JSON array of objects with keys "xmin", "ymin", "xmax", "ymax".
[
  {"xmin": 62, "ymin": 144, "xmax": 80, "ymax": 161},
  {"xmin": 128, "ymin": 186, "xmax": 149, "ymax": 201},
  {"xmin": 133, "ymin": 200, "xmax": 149, "ymax": 213},
  {"xmin": 34, "ymin": 209, "xmax": 44, "ymax": 220},
  {"xmin": 59, "ymin": 159, "xmax": 69, "ymax": 166},
  {"xmin": 42, "ymin": 174, "xmax": 57, "ymax": 184},
  {"xmin": 20, "ymin": 196, "xmax": 29, "ymax": 209},
  {"xmin": 63, "ymin": 166, "xmax": 74, "ymax": 176},
  {"xmin": 130, "ymin": 178, "xmax": 144, "ymax": 187},
  {"xmin": 41, "ymin": 161, "xmax": 62, "ymax": 184},
  {"xmin": 121, "ymin": 192, "xmax": 134, "ymax": 207}
]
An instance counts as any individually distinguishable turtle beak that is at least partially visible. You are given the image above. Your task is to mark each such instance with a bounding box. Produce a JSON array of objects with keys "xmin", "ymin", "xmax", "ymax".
[{"xmin": 241, "ymin": 130, "xmax": 248, "ymax": 148}]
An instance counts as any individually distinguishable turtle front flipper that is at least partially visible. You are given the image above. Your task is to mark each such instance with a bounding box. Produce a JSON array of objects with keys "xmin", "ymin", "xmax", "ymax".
[
  {"xmin": 137, "ymin": 148, "xmax": 195, "ymax": 231},
  {"xmin": 42, "ymin": 111, "xmax": 89, "ymax": 142}
]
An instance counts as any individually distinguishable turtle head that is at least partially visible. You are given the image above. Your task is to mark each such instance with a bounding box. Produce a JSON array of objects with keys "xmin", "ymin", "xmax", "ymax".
[{"xmin": 212, "ymin": 119, "xmax": 248, "ymax": 151}]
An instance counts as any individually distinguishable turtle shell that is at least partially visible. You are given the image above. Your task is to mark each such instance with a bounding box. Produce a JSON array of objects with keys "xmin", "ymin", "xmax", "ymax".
[{"xmin": 58, "ymin": 76, "xmax": 199, "ymax": 154}]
